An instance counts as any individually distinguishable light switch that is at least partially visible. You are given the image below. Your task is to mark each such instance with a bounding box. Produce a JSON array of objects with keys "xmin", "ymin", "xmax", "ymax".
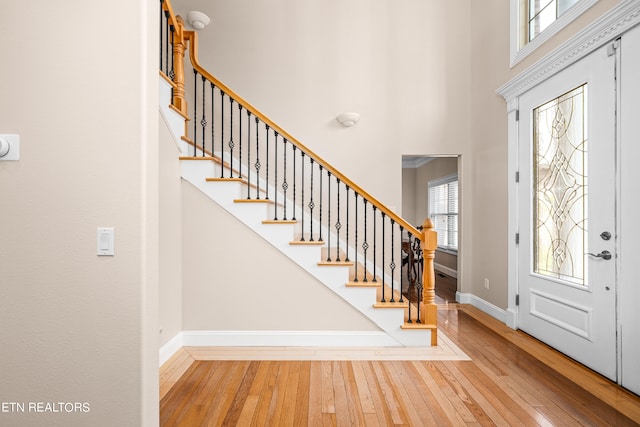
[{"xmin": 97, "ymin": 228, "xmax": 114, "ymax": 256}]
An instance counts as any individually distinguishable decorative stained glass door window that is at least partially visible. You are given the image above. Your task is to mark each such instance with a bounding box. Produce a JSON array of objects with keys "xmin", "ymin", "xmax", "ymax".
[{"xmin": 533, "ymin": 84, "xmax": 587, "ymax": 285}]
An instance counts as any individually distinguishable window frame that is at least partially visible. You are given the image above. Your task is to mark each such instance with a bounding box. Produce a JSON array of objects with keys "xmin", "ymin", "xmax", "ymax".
[
  {"xmin": 510, "ymin": 0, "xmax": 599, "ymax": 67},
  {"xmin": 428, "ymin": 174, "xmax": 459, "ymax": 253}
]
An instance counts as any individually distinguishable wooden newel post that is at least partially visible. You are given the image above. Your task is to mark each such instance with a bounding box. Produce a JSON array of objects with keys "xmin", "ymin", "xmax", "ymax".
[
  {"xmin": 421, "ymin": 218, "xmax": 438, "ymax": 345},
  {"xmin": 171, "ymin": 16, "xmax": 188, "ymax": 118}
]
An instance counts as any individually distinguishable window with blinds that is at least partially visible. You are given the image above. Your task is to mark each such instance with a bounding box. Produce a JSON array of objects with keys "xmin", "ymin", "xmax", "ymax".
[{"xmin": 428, "ymin": 175, "xmax": 458, "ymax": 251}]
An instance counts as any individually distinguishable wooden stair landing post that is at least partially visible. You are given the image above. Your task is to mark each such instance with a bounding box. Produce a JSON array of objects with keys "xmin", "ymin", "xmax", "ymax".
[{"xmin": 421, "ymin": 218, "xmax": 438, "ymax": 346}]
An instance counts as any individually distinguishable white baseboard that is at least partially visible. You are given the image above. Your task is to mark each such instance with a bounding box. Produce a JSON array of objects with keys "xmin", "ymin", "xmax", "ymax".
[
  {"xmin": 159, "ymin": 333, "xmax": 183, "ymax": 367},
  {"xmin": 456, "ymin": 292, "xmax": 507, "ymax": 324},
  {"xmin": 434, "ymin": 263, "xmax": 457, "ymax": 279},
  {"xmin": 181, "ymin": 330, "xmax": 401, "ymax": 347},
  {"xmin": 160, "ymin": 330, "xmax": 404, "ymax": 365}
]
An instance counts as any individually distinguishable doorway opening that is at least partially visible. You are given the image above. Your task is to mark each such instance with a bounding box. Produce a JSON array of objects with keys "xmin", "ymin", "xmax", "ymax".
[{"xmin": 402, "ymin": 155, "xmax": 460, "ymax": 304}]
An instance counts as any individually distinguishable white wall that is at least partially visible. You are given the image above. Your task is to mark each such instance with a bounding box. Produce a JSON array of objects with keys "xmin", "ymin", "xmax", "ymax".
[{"xmin": 0, "ymin": 1, "xmax": 157, "ymax": 426}]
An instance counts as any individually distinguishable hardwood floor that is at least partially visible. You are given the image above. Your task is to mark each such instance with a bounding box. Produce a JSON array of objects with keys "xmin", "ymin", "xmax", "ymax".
[{"xmin": 160, "ymin": 305, "xmax": 640, "ymax": 426}]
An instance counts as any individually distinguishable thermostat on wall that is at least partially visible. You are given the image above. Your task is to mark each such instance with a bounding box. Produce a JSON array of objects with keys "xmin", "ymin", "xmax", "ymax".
[{"xmin": 0, "ymin": 134, "xmax": 20, "ymax": 161}]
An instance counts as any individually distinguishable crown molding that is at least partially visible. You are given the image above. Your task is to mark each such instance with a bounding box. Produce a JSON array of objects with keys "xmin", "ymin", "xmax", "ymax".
[
  {"xmin": 402, "ymin": 156, "xmax": 434, "ymax": 169},
  {"xmin": 498, "ymin": 0, "xmax": 640, "ymax": 102}
]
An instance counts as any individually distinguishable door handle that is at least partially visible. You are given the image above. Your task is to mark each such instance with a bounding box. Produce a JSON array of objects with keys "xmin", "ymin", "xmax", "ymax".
[{"xmin": 587, "ymin": 250, "xmax": 612, "ymax": 260}]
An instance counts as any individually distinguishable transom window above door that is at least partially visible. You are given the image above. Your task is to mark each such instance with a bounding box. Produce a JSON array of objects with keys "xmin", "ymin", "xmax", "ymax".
[
  {"xmin": 511, "ymin": 0, "xmax": 599, "ymax": 65},
  {"xmin": 529, "ymin": 0, "xmax": 580, "ymax": 41}
]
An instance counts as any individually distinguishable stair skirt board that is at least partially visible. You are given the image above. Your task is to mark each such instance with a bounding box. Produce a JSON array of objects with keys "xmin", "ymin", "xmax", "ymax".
[{"xmin": 159, "ymin": 331, "xmax": 469, "ymax": 366}]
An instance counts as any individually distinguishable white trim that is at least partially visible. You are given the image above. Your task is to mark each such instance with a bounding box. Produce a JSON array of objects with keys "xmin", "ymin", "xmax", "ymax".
[
  {"xmin": 180, "ymin": 330, "xmax": 401, "ymax": 347},
  {"xmin": 159, "ymin": 333, "xmax": 184, "ymax": 367},
  {"xmin": 456, "ymin": 292, "xmax": 508, "ymax": 324},
  {"xmin": 428, "ymin": 173, "xmax": 458, "ymax": 188},
  {"xmin": 500, "ymin": 0, "xmax": 640, "ymax": 101},
  {"xmin": 435, "ymin": 263, "xmax": 458, "ymax": 279},
  {"xmin": 511, "ymin": 0, "xmax": 600, "ymax": 67},
  {"xmin": 402, "ymin": 156, "xmax": 434, "ymax": 169}
]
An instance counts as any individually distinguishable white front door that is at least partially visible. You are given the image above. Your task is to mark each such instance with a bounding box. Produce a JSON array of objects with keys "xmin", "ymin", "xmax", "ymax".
[{"xmin": 517, "ymin": 43, "xmax": 617, "ymax": 380}]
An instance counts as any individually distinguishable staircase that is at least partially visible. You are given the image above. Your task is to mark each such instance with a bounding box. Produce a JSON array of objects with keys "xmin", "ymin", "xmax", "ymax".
[{"xmin": 159, "ymin": 0, "xmax": 437, "ymax": 347}]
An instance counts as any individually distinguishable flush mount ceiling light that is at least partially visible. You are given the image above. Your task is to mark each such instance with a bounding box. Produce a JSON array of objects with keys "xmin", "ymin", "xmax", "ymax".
[
  {"xmin": 186, "ymin": 11, "xmax": 210, "ymax": 30},
  {"xmin": 336, "ymin": 112, "xmax": 360, "ymax": 127}
]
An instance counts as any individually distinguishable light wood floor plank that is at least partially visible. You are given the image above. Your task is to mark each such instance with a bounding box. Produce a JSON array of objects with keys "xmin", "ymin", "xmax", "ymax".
[
  {"xmin": 371, "ymin": 360, "xmax": 406, "ymax": 425},
  {"xmin": 360, "ymin": 360, "xmax": 395, "ymax": 426},
  {"xmin": 386, "ymin": 360, "xmax": 438, "ymax": 426},
  {"xmin": 293, "ymin": 361, "xmax": 311, "ymax": 427}
]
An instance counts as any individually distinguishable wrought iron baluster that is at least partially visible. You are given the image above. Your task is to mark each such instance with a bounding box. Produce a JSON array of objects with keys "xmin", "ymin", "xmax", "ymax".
[
  {"xmin": 228, "ymin": 98, "xmax": 235, "ymax": 178},
  {"xmin": 407, "ymin": 234, "xmax": 413, "ymax": 323},
  {"xmin": 354, "ymin": 192, "xmax": 359, "ymax": 282},
  {"xmin": 309, "ymin": 159, "xmax": 315, "ymax": 241},
  {"xmin": 273, "ymin": 131, "xmax": 278, "ymax": 220},
  {"xmin": 169, "ymin": 25, "xmax": 175, "ymax": 81},
  {"xmin": 265, "ymin": 124, "xmax": 270, "ymax": 199},
  {"xmin": 282, "ymin": 139, "xmax": 288, "ymax": 220},
  {"xmin": 416, "ymin": 241, "xmax": 423, "ymax": 323},
  {"xmin": 220, "ymin": 91, "xmax": 225, "ymax": 178},
  {"xmin": 381, "ymin": 213, "xmax": 386, "ymax": 292},
  {"xmin": 245, "ymin": 109, "xmax": 251, "ymax": 199},
  {"xmin": 335, "ymin": 178, "xmax": 341, "ymax": 262},
  {"xmin": 372, "ymin": 206, "xmax": 377, "ymax": 282},
  {"xmin": 300, "ymin": 152, "xmax": 305, "ymax": 240},
  {"xmin": 201, "ymin": 75, "xmax": 206, "ymax": 156},
  {"xmin": 326, "ymin": 171, "xmax": 332, "ymax": 262},
  {"xmin": 211, "ymin": 83, "xmax": 216, "ymax": 156},
  {"xmin": 399, "ymin": 226, "xmax": 404, "ymax": 304},
  {"xmin": 254, "ymin": 116, "xmax": 260, "ymax": 199},
  {"xmin": 389, "ymin": 220, "xmax": 396, "ymax": 303},
  {"xmin": 362, "ymin": 200, "xmax": 369, "ymax": 282},
  {"xmin": 319, "ymin": 166, "xmax": 323, "ymax": 242},
  {"xmin": 345, "ymin": 186, "xmax": 349, "ymax": 262},
  {"xmin": 164, "ymin": 10, "xmax": 170, "ymax": 75},
  {"xmin": 238, "ymin": 104, "xmax": 243, "ymax": 182},
  {"xmin": 159, "ymin": 0, "xmax": 163, "ymax": 71},
  {"xmin": 293, "ymin": 146, "xmax": 297, "ymax": 220},
  {"xmin": 193, "ymin": 69, "xmax": 197, "ymax": 156}
]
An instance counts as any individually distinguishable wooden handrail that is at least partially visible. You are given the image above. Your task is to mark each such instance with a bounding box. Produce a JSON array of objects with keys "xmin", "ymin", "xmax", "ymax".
[{"xmin": 182, "ymin": 29, "xmax": 422, "ymax": 239}]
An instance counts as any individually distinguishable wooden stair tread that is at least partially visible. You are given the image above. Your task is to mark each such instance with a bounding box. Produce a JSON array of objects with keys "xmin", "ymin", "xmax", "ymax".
[
  {"xmin": 206, "ymin": 177, "xmax": 246, "ymax": 183},
  {"xmin": 233, "ymin": 198, "xmax": 273, "ymax": 204},
  {"xmin": 262, "ymin": 219, "xmax": 297, "ymax": 224},
  {"xmin": 373, "ymin": 301, "xmax": 409, "ymax": 309},
  {"xmin": 401, "ymin": 322, "xmax": 436, "ymax": 330},
  {"xmin": 290, "ymin": 240, "xmax": 325, "ymax": 246},
  {"xmin": 317, "ymin": 261, "xmax": 354, "ymax": 267},
  {"xmin": 180, "ymin": 156, "xmax": 216, "ymax": 161},
  {"xmin": 345, "ymin": 281, "xmax": 380, "ymax": 288}
]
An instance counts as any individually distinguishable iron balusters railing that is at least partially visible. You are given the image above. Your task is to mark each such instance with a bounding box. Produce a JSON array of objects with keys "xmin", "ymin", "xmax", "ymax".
[{"xmin": 159, "ymin": 0, "xmax": 438, "ymax": 340}]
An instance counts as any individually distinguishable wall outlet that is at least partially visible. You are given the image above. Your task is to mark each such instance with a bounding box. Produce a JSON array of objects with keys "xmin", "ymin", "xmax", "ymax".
[{"xmin": 484, "ymin": 278, "xmax": 490, "ymax": 289}]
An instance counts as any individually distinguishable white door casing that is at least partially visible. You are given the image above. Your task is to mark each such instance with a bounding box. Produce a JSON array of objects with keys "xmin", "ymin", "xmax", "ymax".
[
  {"xmin": 517, "ymin": 43, "xmax": 617, "ymax": 380},
  {"xmin": 619, "ymin": 24, "xmax": 640, "ymax": 396}
]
